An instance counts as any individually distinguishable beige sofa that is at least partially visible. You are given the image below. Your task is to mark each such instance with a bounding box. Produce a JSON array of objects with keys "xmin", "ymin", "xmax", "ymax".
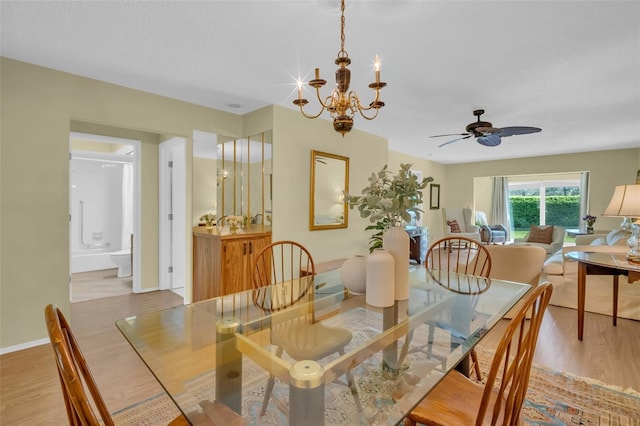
[
  {"xmin": 541, "ymin": 229, "xmax": 640, "ymax": 320},
  {"xmin": 513, "ymin": 225, "xmax": 566, "ymax": 255}
]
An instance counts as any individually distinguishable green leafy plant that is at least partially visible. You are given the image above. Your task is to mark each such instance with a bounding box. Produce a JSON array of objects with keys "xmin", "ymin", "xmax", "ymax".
[
  {"xmin": 345, "ymin": 163, "xmax": 433, "ymax": 251},
  {"xmin": 364, "ymin": 217, "xmax": 392, "ymax": 253}
]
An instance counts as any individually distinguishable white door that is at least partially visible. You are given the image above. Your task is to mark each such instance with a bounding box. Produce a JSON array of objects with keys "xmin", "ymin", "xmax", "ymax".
[{"xmin": 159, "ymin": 138, "xmax": 187, "ymax": 298}]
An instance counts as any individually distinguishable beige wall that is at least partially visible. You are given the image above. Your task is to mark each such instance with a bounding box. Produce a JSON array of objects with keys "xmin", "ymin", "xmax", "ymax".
[
  {"xmin": 0, "ymin": 59, "xmax": 387, "ymax": 349},
  {"xmin": 387, "ymin": 151, "xmax": 447, "ymax": 244},
  {"xmin": 2, "ymin": 57, "xmax": 638, "ymax": 350},
  {"xmin": 445, "ymin": 149, "xmax": 640, "ymax": 232},
  {"xmin": 1, "ymin": 58, "xmax": 243, "ymax": 349},
  {"xmin": 270, "ymin": 106, "xmax": 388, "ymax": 262}
]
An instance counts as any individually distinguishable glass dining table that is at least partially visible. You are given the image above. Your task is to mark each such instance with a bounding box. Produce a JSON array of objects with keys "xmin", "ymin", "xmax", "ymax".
[{"xmin": 116, "ymin": 266, "xmax": 530, "ymax": 425}]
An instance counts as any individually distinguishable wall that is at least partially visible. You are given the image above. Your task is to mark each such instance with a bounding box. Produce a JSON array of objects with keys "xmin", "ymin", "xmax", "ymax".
[
  {"xmin": 445, "ymin": 149, "xmax": 640, "ymax": 232},
  {"xmin": 388, "ymin": 151, "xmax": 447, "ymax": 243},
  {"xmin": 0, "ymin": 59, "xmax": 388, "ymax": 350},
  {"xmin": 271, "ymin": 106, "xmax": 388, "ymax": 262},
  {"xmin": 0, "ymin": 58, "xmax": 244, "ymax": 349},
  {"xmin": 3, "ymin": 57, "xmax": 637, "ymax": 350}
]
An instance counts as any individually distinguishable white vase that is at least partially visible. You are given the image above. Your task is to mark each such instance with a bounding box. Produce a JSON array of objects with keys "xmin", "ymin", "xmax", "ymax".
[
  {"xmin": 366, "ymin": 249, "xmax": 395, "ymax": 307},
  {"xmin": 340, "ymin": 255, "xmax": 367, "ymax": 295},
  {"xmin": 383, "ymin": 225, "xmax": 410, "ymax": 300}
]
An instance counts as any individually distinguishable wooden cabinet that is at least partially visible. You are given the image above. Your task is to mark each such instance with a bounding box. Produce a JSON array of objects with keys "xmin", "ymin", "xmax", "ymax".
[
  {"xmin": 193, "ymin": 226, "xmax": 271, "ymax": 302},
  {"xmin": 406, "ymin": 226, "xmax": 427, "ymax": 264}
]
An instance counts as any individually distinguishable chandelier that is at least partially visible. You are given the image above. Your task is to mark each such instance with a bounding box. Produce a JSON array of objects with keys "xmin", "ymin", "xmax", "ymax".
[{"xmin": 293, "ymin": 0, "xmax": 386, "ymax": 136}]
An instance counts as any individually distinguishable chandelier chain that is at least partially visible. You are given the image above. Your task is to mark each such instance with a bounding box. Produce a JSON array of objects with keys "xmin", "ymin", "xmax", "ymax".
[{"xmin": 340, "ymin": 0, "xmax": 346, "ymax": 56}]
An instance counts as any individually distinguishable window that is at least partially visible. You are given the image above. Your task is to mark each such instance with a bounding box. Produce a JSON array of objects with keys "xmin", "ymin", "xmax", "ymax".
[{"xmin": 508, "ymin": 174, "xmax": 583, "ymax": 233}]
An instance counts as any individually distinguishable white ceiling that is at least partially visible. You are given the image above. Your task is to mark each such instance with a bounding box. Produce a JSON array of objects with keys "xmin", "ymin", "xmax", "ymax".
[{"xmin": 2, "ymin": 1, "xmax": 639, "ymax": 164}]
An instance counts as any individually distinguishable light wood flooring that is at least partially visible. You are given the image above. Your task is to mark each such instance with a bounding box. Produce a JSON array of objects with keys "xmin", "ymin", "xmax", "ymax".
[
  {"xmin": 1, "ymin": 291, "xmax": 639, "ymax": 425},
  {"xmin": 71, "ymin": 268, "xmax": 133, "ymax": 302}
]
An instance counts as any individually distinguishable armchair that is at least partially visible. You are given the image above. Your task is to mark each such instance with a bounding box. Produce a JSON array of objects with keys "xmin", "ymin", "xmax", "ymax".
[
  {"xmin": 441, "ymin": 208, "xmax": 481, "ymax": 241},
  {"xmin": 514, "ymin": 224, "xmax": 565, "ymax": 255},
  {"xmin": 475, "ymin": 211, "xmax": 508, "ymax": 244}
]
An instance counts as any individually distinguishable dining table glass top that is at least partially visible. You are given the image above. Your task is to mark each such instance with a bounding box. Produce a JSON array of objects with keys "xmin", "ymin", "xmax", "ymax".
[{"xmin": 116, "ymin": 266, "xmax": 530, "ymax": 425}]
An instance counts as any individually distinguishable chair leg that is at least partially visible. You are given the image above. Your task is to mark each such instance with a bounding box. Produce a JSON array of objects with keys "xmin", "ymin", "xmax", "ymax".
[
  {"xmin": 339, "ymin": 348, "xmax": 362, "ymax": 412},
  {"xmin": 260, "ymin": 376, "xmax": 276, "ymax": 416},
  {"xmin": 470, "ymin": 349, "xmax": 482, "ymax": 381},
  {"xmin": 260, "ymin": 346, "xmax": 284, "ymax": 416}
]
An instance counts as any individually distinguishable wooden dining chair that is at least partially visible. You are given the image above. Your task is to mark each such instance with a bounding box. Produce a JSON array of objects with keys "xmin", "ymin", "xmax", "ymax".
[
  {"xmin": 251, "ymin": 241, "xmax": 361, "ymax": 416},
  {"xmin": 404, "ymin": 282, "xmax": 553, "ymax": 426},
  {"xmin": 424, "ymin": 236, "xmax": 492, "ymax": 380},
  {"xmin": 426, "ymin": 236, "xmax": 492, "ymax": 277},
  {"xmin": 44, "ymin": 304, "xmax": 241, "ymax": 426}
]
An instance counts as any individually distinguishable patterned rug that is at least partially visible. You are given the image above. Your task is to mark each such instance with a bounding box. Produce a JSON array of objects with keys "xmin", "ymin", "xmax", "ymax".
[
  {"xmin": 473, "ymin": 348, "xmax": 640, "ymax": 426},
  {"xmin": 113, "ymin": 312, "xmax": 640, "ymax": 425}
]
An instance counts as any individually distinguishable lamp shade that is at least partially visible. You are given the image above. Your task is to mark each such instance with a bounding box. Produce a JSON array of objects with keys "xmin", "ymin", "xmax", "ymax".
[{"xmin": 602, "ymin": 184, "xmax": 640, "ymax": 217}]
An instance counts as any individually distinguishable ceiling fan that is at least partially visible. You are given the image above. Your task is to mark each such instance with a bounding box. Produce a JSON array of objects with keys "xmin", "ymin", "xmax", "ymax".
[{"xmin": 431, "ymin": 109, "xmax": 541, "ymax": 147}]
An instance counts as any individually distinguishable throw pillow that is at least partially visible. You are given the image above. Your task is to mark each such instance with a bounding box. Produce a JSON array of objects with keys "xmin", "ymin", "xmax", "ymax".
[
  {"xmin": 528, "ymin": 225, "xmax": 554, "ymax": 244},
  {"xmin": 447, "ymin": 220, "xmax": 461, "ymax": 233}
]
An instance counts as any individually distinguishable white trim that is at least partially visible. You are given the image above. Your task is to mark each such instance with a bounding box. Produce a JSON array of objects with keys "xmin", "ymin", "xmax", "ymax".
[{"xmin": 0, "ymin": 338, "xmax": 49, "ymax": 355}]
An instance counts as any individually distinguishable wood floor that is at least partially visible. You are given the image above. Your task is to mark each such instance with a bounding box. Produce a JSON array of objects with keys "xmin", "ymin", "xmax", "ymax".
[
  {"xmin": 70, "ymin": 268, "xmax": 133, "ymax": 302},
  {"xmin": 1, "ymin": 291, "xmax": 639, "ymax": 425}
]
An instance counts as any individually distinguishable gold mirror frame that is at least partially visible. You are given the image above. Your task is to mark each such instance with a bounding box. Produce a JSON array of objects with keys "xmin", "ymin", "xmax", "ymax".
[{"xmin": 310, "ymin": 150, "xmax": 349, "ymax": 231}]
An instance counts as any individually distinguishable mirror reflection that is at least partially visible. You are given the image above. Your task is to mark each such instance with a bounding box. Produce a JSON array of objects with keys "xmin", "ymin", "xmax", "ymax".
[
  {"xmin": 193, "ymin": 130, "xmax": 272, "ymax": 228},
  {"xmin": 310, "ymin": 150, "xmax": 349, "ymax": 231}
]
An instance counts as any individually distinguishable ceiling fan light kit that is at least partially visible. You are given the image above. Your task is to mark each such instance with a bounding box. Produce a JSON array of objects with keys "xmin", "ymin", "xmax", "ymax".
[
  {"xmin": 293, "ymin": 0, "xmax": 386, "ymax": 136},
  {"xmin": 432, "ymin": 109, "xmax": 541, "ymax": 148}
]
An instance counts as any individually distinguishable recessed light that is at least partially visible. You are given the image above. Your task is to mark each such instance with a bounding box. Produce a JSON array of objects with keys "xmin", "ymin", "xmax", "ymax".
[{"xmin": 226, "ymin": 103, "xmax": 242, "ymax": 109}]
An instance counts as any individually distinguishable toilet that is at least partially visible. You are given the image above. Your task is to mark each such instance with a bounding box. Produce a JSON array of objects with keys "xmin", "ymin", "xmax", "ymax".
[{"xmin": 110, "ymin": 250, "xmax": 132, "ymax": 277}]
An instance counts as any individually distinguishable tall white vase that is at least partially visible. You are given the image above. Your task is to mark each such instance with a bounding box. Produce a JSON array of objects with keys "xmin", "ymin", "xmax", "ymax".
[
  {"xmin": 383, "ymin": 225, "xmax": 410, "ymax": 300},
  {"xmin": 366, "ymin": 249, "xmax": 395, "ymax": 307}
]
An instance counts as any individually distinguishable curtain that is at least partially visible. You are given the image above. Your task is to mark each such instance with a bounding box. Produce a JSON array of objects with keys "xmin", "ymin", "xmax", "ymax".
[
  {"xmin": 122, "ymin": 163, "xmax": 134, "ymax": 250},
  {"xmin": 580, "ymin": 171, "xmax": 590, "ymax": 226},
  {"xmin": 491, "ymin": 176, "xmax": 511, "ymax": 240}
]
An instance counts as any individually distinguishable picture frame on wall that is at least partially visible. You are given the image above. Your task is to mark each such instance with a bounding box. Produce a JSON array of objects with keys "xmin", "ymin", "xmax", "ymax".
[{"xmin": 430, "ymin": 183, "xmax": 440, "ymax": 210}]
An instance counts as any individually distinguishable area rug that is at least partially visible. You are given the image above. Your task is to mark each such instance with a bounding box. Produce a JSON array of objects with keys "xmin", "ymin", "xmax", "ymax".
[
  {"xmin": 113, "ymin": 310, "xmax": 640, "ymax": 425},
  {"xmin": 473, "ymin": 348, "xmax": 640, "ymax": 426}
]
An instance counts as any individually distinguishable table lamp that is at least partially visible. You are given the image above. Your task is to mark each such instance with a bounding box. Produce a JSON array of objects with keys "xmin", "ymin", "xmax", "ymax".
[{"xmin": 602, "ymin": 177, "xmax": 640, "ymax": 262}]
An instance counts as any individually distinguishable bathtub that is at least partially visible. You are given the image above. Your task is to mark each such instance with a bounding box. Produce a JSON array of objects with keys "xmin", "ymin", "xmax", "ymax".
[{"xmin": 71, "ymin": 249, "xmax": 119, "ymax": 274}]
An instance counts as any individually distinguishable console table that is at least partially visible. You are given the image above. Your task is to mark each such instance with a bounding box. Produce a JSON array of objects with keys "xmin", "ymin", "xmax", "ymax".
[{"xmin": 564, "ymin": 251, "xmax": 640, "ymax": 340}]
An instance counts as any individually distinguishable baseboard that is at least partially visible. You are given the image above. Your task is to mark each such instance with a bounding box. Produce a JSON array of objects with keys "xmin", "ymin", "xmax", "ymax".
[{"xmin": 0, "ymin": 337, "xmax": 49, "ymax": 355}]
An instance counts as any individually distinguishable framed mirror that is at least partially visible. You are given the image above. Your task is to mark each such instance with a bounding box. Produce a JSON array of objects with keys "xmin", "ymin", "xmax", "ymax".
[{"xmin": 310, "ymin": 150, "xmax": 349, "ymax": 231}]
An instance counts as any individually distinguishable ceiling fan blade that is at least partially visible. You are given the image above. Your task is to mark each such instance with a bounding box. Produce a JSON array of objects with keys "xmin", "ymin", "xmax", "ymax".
[
  {"xmin": 430, "ymin": 132, "xmax": 471, "ymax": 138},
  {"xmin": 477, "ymin": 134, "xmax": 502, "ymax": 147},
  {"xmin": 475, "ymin": 126, "xmax": 501, "ymax": 134},
  {"xmin": 438, "ymin": 135, "xmax": 472, "ymax": 147},
  {"xmin": 496, "ymin": 126, "xmax": 542, "ymax": 137}
]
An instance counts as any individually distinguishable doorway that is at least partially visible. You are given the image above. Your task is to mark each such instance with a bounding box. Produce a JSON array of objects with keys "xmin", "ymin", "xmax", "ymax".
[{"xmin": 69, "ymin": 132, "xmax": 141, "ymax": 302}]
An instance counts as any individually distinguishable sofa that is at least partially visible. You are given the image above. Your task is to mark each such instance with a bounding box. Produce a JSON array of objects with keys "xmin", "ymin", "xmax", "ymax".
[
  {"xmin": 513, "ymin": 225, "xmax": 566, "ymax": 255},
  {"xmin": 483, "ymin": 245, "xmax": 547, "ymax": 318},
  {"xmin": 541, "ymin": 229, "xmax": 640, "ymax": 320}
]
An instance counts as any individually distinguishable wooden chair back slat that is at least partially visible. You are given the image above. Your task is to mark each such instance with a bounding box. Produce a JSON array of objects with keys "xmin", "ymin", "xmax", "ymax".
[{"xmin": 45, "ymin": 304, "xmax": 114, "ymax": 426}]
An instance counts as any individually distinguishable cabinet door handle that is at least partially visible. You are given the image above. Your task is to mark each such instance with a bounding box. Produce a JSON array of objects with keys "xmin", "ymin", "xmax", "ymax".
[
  {"xmin": 243, "ymin": 242, "xmax": 247, "ymax": 255},
  {"xmin": 249, "ymin": 242, "xmax": 253, "ymax": 254}
]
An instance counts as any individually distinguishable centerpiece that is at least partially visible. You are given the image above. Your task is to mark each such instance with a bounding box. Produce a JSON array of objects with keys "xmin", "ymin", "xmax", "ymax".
[
  {"xmin": 200, "ymin": 212, "xmax": 216, "ymax": 229},
  {"xmin": 345, "ymin": 163, "xmax": 433, "ymax": 300},
  {"xmin": 226, "ymin": 215, "xmax": 244, "ymax": 233}
]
